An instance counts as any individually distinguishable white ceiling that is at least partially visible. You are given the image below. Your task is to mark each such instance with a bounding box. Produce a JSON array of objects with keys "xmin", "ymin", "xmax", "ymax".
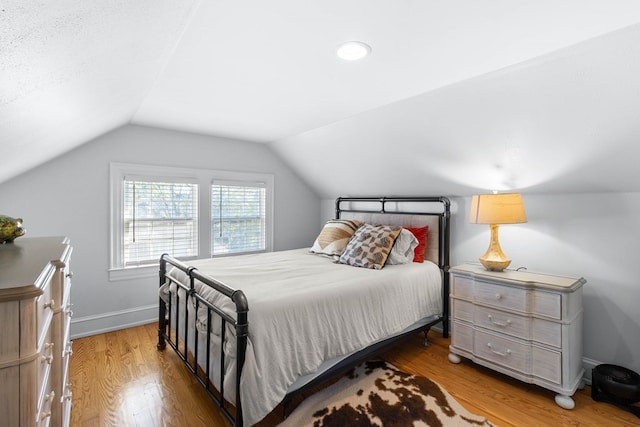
[
  {"xmin": 133, "ymin": 0, "xmax": 640, "ymax": 143},
  {"xmin": 3, "ymin": 1, "xmax": 640, "ymax": 195}
]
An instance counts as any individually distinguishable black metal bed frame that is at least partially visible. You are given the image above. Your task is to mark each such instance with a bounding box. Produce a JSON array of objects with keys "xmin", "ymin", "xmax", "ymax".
[{"xmin": 157, "ymin": 196, "xmax": 451, "ymax": 427}]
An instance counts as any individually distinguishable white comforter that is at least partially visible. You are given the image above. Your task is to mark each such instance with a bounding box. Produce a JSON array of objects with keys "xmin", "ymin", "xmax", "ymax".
[{"xmin": 163, "ymin": 248, "xmax": 442, "ymax": 426}]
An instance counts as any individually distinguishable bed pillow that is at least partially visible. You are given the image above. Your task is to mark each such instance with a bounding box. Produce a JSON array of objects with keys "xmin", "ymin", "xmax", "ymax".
[
  {"xmin": 386, "ymin": 228, "xmax": 419, "ymax": 265},
  {"xmin": 405, "ymin": 226, "xmax": 428, "ymax": 263},
  {"xmin": 310, "ymin": 219, "xmax": 362, "ymax": 257},
  {"xmin": 338, "ymin": 224, "xmax": 402, "ymax": 269}
]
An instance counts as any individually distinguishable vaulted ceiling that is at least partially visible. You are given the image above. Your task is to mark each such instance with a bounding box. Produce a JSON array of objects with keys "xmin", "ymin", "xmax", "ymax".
[{"xmin": 3, "ymin": 1, "xmax": 640, "ymax": 196}]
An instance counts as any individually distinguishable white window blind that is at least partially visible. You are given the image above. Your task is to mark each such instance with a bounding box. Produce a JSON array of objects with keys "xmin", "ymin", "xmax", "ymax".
[
  {"xmin": 211, "ymin": 181, "xmax": 266, "ymax": 256},
  {"xmin": 123, "ymin": 178, "xmax": 198, "ymax": 266}
]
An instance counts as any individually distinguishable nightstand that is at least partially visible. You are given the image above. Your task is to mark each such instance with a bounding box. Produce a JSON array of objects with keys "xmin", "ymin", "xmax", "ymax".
[{"xmin": 448, "ymin": 263, "xmax": 586, "ymax": 409}]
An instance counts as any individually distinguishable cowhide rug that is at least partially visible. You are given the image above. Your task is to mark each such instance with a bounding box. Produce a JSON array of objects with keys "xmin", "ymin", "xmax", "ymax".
[{"xmin": 279, "ymin": 360, "xmax": 495, "ymax": 427}]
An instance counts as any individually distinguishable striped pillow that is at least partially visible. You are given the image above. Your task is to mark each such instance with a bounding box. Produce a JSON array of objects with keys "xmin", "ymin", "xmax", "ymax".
[{"xmin": 310, "ymin": 219, "xmax": 362, "ymax": 257}]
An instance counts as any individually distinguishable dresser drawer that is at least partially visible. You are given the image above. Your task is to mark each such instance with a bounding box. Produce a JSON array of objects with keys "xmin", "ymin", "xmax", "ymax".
[
  {"xmin": 475, "ymin": 281, "xmax": 561, "ymax": 319},
  {"xmin": 475, "ymin": 281, "xmax": 527, "ymax": 313},
  {"xmin": 451, "ymin": 276, "xmax": 475, "ymax": 299},
  {"xmin": 61, "ymin": 384, "xmax": 72, "ymax": 427},
  {"xmin": 62, "ymin": 302, "xmax": 73, "ymax": 353},
  {"xmin": 474, "ymin": 305, "xmax": 562, "ymax": 347},
  {"xmin": 474, "ymin": 330, "xmax": 530, "ymax": 375},
  {"xmin": 473, "ymin": 329, "xmax": 562, "ymax": 385},
  {"xmin": 532, "ymin": 346, "xmax": 562, "ymax": 384},
  {"xmin": 475, "ymin": 305, "xmax": 530, "ymax": 338},
  {"xmin": 38, "ymin": 331, "xmax": 55, "ymax": 400},
  {"xmin": 36, "ymin": 284, "xmax": 55, "ymax": 348},
  {"xmin": 37, "ymin": 379, "xmax": 56, "ymax": 427},
  {"xmin": 62, "ymin": 340, "xmax": 73, "ymax": 393},
  {"xmin": 451, "ymin": 299, "xmax": 474, "ymax": 322},
  {"xmin": 532, "ymin": 290, "xmax": 561, "ymax": 319},
  {"xmin": 451, "ymin": 321, "xmax": 474, "ymax": 353}
]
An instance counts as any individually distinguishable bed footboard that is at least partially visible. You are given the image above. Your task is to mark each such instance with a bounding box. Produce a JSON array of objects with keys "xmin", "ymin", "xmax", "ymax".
[{"xmin": 158, "ymin": 254, "xmax": 248, "ymax": 427}]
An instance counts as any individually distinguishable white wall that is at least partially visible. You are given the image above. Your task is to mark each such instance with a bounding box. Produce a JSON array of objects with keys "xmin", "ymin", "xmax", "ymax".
[
  {"xmin": 0, "ymin": 124, "xmax": 320, "ymax": 337},
  {"xmin": 322, "ymin": 193, "xmax": 640, "ymax": 377}
]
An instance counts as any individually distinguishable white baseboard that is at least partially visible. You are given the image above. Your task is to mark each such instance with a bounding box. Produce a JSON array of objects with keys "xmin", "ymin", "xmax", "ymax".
[
  {"xmin": 71, "ymin": 304, "xmax": 158, "ymax": 339},
  {"xmin": 582, "ymin": 357, "xmax": 602, "ymax": 386}
]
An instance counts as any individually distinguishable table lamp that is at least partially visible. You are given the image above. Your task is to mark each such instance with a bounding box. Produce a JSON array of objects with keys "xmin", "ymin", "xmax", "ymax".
[{"xmin": 469, "ymin": 193, "xmax": 527, "ymax": 271}]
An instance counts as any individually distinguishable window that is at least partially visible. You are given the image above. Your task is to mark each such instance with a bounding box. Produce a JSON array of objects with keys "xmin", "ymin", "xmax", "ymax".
[
  {"xmin": 211, "ymin": 182, "xmax": 266, "ymax": 255},
  {"xmin": 124, "ymin": 179, "xmax": 198, "ymax": 266},
  {"xmin": 110, "ymin": 163, "xmax": 273, "ymax": 281}
]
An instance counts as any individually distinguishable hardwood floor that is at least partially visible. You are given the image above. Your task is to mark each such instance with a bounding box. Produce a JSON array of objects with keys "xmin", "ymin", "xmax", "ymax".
[{"xmin": 69, "ymin": 323, "xmax": 639, "ymax": 426}]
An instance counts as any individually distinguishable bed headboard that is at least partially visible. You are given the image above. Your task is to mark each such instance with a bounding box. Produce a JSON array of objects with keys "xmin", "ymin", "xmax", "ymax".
[{"xmin": 335, "ymin": 196, "xmax": 451, "ymax": 272}]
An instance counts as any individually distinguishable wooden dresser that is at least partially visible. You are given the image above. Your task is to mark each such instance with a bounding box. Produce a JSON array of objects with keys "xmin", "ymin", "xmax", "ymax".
[
  {"xmin": 0, "ymin": 237, "xmax": 73, "ymax": 427},
  {"xmin": 448, "ymin": 263, "xmax": 585, "ymax": 409}
]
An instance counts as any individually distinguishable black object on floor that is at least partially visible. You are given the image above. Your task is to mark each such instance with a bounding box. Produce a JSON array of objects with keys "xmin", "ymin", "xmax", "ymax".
[{"xmin": 592, "ymin": 364, "xmax": 640, "ymax": 418}]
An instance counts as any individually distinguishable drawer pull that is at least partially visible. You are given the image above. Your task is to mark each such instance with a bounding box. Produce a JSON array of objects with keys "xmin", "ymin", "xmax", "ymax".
[
  {"xmin": 39, "ymin": 391, "xmax": 55, "ymax": 420},
  {"xmin": 43, "ymin": 342, "xmax": 54, "ymax": 359},
  {"xmin": 487, "ymin": 343, "xmax": 511, "ymax": 357},
  {"xmin": 62, "ymin": 383, "xmax": 73, "ymax": 401},
  {"xmin": 41, "ymin": 354, "xmax": 54, "ymax": 364},
  {"xmin": 64, "ymin": 344, "xmax": 74, "ymax": 357},
  {"xmin": 65, "ymin": 302, "xmax": 74, "ymax": 317},
  {"xmin": 495, "ymin": 293, "xmax": 503, "ymax": 300},
  {"xmin": 487, "ymin": 314, "xmax": 511, "ymax": 327},
  {"xmin": 44, "ymin": 299, "xmax": 55, "ymax": 310}
]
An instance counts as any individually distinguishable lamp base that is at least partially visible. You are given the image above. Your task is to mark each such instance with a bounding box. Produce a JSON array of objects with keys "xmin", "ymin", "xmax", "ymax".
[
  {"xmin": 479, "ymin": 256, "xmax": 511, "ymax": 272},
  {"xmin": 479, "ymin": 224, "xmax": 511, "ymax": 272}
]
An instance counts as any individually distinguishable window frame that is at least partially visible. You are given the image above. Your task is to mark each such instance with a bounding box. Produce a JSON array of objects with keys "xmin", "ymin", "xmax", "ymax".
[
  {"xmin": 109, "ymin": 162, "xmax": 274, "ymax": 281},
  {"xmin": 211, "ymin": 179, "xmax": 268, "ymax": 256}
]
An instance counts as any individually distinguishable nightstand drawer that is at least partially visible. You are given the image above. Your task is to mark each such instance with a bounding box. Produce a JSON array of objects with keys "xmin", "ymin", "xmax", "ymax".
[
  {"xmin": 475, "ymin": 281, "xmax": 561, "ymax": 319},
  {"xmin": 532, "ymin": 346, "xmax": 561, "ymax": 384},
  {"xmin": 451, "ymin": 276, "xmax": 475, "ymax": 299},
  {"xmin": 451, "ymin": 299, "xmax": 474, "ymax": 322},
  {"xmin": 475, "ymin": 281, "xmax": 527, "ymax": 312},
  {"xmin": 474, "ymin": 330, "xmax": 529, "ymax": 374},
  {"xmin": 532, "ymin": 290, "xmax": 561, "ymax": 319},
  {"xmin": 451, "ymin": 321, "xmax": 474, "ymax": 353},
  {"xmin": 475, "ymin": 305, "xmax": 529, "ymax": 338}
]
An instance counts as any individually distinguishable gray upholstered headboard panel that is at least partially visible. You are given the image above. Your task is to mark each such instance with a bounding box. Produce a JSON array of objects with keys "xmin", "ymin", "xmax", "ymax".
[
  {"xmin": 335, "ymin": 197, "xmax": 450, "ymax": 270},
  {"xmin": 339, "ymin": 212, "xmax": 440, "ymax": 265}
]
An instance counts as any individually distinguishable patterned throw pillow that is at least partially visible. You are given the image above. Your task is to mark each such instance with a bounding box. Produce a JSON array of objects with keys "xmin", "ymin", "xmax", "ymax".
[
  {"xmin": 338, "ymin": 224, "xmax": 402, "ymax": 269},
  {"xmin": 310, "ymin": 219, "xmax": 363, "ymax": 257}
]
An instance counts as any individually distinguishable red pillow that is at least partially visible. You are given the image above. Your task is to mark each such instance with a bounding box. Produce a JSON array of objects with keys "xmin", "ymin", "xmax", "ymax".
[{"xmin": 405, "ymin": 226, "xmax": 428, "ymax": 263}]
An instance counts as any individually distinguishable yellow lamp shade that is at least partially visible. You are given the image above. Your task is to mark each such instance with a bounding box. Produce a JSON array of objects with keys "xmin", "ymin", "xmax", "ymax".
[{"xmin": 469, "ymin": 193, "xmax": 527, "ymax": 271}]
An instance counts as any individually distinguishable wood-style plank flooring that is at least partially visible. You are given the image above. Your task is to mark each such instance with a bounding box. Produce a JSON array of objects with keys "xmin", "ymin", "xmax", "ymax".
[{"xmin": 69, "ymin": 323, "xmax": 639, "ymax": 426}]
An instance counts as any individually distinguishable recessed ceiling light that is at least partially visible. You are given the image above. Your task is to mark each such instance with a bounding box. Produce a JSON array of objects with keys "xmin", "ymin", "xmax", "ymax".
[{"xmin": 336, "ymin": 41, "xmax": 371, "ymax": 61}]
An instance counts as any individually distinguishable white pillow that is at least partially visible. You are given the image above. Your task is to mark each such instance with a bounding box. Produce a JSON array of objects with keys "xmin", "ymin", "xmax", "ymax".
[{"xmin": 385, "ymin": 228, "xmax": 418, "ymax": 265}]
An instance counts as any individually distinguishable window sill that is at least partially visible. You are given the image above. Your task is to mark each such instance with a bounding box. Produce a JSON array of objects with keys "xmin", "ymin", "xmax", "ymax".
[{"xmin": 108, "ymin": 264, "xmax": 157, "ymax": 282}]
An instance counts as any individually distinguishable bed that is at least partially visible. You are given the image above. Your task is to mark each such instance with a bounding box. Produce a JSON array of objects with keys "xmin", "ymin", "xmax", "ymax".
[{"xmin": 157, "ymin": 196, "xmax": 451, "ymax": 426}]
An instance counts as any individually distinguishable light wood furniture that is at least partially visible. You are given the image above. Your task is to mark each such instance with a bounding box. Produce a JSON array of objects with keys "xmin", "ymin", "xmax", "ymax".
[
  {"xmin": 0, "ymin": 237, "xmax": 73, "ymax": 427},
  {"xmin": 448, "ymin": 263, "xmax": 586, "ymax": 409}
]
